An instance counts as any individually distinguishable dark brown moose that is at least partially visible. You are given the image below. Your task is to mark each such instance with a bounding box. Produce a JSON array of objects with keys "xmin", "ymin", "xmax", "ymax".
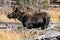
[{"xmin": 7, "ymin": 8, "xmax": 50, "ymax": 30}]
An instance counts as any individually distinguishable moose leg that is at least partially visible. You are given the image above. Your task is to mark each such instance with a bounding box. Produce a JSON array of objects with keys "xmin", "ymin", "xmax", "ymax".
[
  {"xmin": 56, "ymin": 36, "xmax": 60, "ymax": 40},
  {"xmin": 27, "ymin": 24, "xmax": 33, "ymax": 29},
  {"xmin": 44, "ymin": 24, "xmax": 48, "ymax": 29},
  {"xmin": 44, "ymin": 17, "xmax": 50, "ymax": 29},
  {"xmin": 41, "ymin": 23, "xmax": 45, "ymax": 30},
  {"xmin": 25, "ymin": 22, "xmax": 33, "ymax": 29},
  {"xmin": 41, "ymin": 24, "xmax": 48, "ymax": 30},
  {"xmin": 43, "ymin": 17, "xmax": 50, "ymax": 29}
]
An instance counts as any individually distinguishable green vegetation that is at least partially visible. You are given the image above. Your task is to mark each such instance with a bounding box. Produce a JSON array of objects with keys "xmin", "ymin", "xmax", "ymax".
[
  {"xmin": 43, "ymin": 0, "xmax": 49, "ymax": 7},
  {"xmin": 16, "ymin": 0, "xmax": 49, "ymax": 9}
]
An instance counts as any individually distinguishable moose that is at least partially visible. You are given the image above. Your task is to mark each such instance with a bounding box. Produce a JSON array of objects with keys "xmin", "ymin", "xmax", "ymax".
[{"xmin": 7, "ymin": 7, "xmax": 50, "ymax": 30}]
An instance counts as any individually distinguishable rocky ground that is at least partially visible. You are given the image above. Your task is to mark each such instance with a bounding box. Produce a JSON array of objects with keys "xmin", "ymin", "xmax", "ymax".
[{"xmin": 0, "ymin": 23, "xmax": 60, "ymax": 40}]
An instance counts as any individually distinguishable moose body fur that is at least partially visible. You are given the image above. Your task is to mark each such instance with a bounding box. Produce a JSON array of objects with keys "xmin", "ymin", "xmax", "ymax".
[{"xmin": 7, "ymin": 8, "xmax": 50, "ymax": 30}]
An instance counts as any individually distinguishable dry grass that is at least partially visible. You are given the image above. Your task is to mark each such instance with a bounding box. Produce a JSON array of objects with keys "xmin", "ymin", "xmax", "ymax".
[
  {"xmin": 0, "ymin": 30, "xmax": 20, "ymax": 40},
  {"xmin": 42, "ymin": 8, "xmax": 60, "ymax": 22},
  {"xmin": 0, "ymin": 14, "xmax": 20, "ymax": 23},
  {"xmin": 0, "ymin": 30, "xmax": 35, "ymax": 40},
  {"xmin": 0, "ymin": 27, "xmax": 59, "ymax": 40}
]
